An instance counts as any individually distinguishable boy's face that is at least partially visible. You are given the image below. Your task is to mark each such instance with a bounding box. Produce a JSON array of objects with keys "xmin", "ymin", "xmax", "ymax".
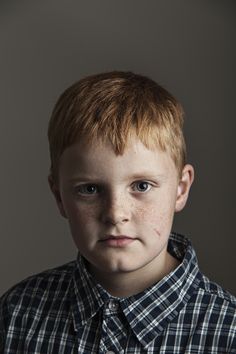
[{"xmin": 50, "ymin": 137, "xmax": 193, "ymax": 280}]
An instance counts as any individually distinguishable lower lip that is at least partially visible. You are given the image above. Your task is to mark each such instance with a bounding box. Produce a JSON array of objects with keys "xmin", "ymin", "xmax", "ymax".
[{"xmin": 102, "ymin": 238, "xmax": 135, "ymax": 247}]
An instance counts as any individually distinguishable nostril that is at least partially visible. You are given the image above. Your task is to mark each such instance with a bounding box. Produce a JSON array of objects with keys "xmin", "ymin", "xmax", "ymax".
[{"xmin": 122, "ymin": 218, "xmax": 129, "ymax": 223}]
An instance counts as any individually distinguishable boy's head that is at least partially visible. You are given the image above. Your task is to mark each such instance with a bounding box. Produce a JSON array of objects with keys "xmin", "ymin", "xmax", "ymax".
[
  {"xmin": 48, "ymin": 71, "xmax": 186, "ymax": 183},
  {"xmin": 48, "ymin": 71, "xmax": 194, "ymax": 296}
]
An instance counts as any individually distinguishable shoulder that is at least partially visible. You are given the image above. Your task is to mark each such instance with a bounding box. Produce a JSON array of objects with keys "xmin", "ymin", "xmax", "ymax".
[
  {"xmin": 0, "ymin": 260, "xmax": 76, "ymax": 315},
  {"xmin": 188, "ymin": 273, "xmax": 236, "ymax": 336},
  {"xmin": 0, "ymin": 261, "xmax": 77, "ymax": 351},
  {"xmin": 181, "ymin": 274, "xmax": 236, "ymax": 351},
  {"xmin": 198, "ymin": 273, "xmax": 236, "ymax": 308}
]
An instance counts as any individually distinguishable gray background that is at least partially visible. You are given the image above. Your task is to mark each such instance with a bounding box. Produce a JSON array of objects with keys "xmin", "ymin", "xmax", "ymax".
[{"xmin": 0, "ymin": 0, "xmax": 235, "ymax": 296}]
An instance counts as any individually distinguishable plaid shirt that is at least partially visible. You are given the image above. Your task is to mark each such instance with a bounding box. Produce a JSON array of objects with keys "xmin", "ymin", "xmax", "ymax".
[{"xmin": 0, "ymin": 233, "xmax": 235, "ymax": 354}]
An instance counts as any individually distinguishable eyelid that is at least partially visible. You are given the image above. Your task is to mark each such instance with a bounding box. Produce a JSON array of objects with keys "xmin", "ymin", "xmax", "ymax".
[
  {"xmin": 131, "ymin": 180, "xmax": 153, "ymax": 192},
  {"xmin": 132, "ymin": 179, "xmax": 154, "ymax": 185},
  {"xmin": 74, "ymin": 183, "xmax": 99, "ymax": 195}
]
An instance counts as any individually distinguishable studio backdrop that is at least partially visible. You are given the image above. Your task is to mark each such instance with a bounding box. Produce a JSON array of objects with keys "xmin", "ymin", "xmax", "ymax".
[{"xmin": 0, "ymin": 0, "xmax": 235, "ymax": 295}]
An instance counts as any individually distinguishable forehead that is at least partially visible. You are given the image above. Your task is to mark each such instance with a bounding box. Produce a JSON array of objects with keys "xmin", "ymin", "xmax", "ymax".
[{"xmin": 58, "ymin": 137, "xmax": 178, "ymax": 179}]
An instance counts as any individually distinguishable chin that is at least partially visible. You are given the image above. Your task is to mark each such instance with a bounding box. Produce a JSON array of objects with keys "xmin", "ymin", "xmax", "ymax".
[
  {"xmin": 89, "ymin": 256, "xmax": 129, "ymax": 273},
  {"xmin": 105, "ymin": 258, "xmax": 145, "ymax": 274}
]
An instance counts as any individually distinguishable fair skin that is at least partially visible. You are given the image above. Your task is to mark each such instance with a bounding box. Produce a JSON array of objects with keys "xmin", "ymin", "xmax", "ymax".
[{"xmin": 49, "ymin": 136, "xmax": 194, "ymax": 297}]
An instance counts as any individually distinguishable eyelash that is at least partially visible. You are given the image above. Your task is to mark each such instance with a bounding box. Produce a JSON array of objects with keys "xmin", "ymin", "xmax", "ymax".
[
  {"xmin": 74, "ymin": 181, "xmax": 154, "ymax": 196},
  {"xmin": 75, "ymin": 184, "xmax": 98, "ymax": 195},
  {"xmin": 131, "ymin": 181, "xmax": 152, "ymax": 192}
]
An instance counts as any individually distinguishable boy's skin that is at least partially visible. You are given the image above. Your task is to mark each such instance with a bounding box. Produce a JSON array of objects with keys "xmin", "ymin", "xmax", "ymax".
[{"xmin": 49, "ymin": 135, "xmax": 194, "ymax": 298}]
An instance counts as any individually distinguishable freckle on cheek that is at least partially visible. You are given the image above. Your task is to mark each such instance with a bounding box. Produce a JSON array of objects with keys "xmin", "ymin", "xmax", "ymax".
[
  {"xmin": 85, "ymin": 210, "xmax": 96, "ymax": 218},
  {"xmin": 136, "ymin": 208, "xmax": 146, "ymax": 218},
  {"xmin": 136, "ymin": 205, "xmax": 155, "ymax": 222},
  {"xmin": 79, "ymin": 207, "xmax": 96, "ymax": 219}
]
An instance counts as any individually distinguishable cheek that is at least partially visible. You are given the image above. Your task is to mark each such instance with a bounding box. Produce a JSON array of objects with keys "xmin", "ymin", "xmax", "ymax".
[
  {"xmin": 135, "ymin": 198, "xmax": 164, "ymax": 223},
  {"xmin": 135, "ymin": 201, "xmax": 174, "ymax": 236},
  {"xmin": 135, "ymin": 205, "xmax": 160, "ymax": 236},
  {"xmin": 135, "ymin": 205, "xmax": 157, "ymax": 222},
  {"xmin": 65, "ymin": 202, "xmax": 97, "ymax": 227},
  {"xmin": 67, "ymin": 205, "xmax": 98, "ymax": 248}
]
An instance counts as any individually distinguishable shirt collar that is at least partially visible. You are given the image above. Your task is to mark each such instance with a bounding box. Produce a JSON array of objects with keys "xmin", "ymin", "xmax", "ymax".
[
  {"xmin": 120, "ymin": 233, "xmax": 203, "ymax": 348},
  {"xmin": 70, "ymin": 233, "xmax": 203, "ymax": 348},
  {"xmin": 70, "ymin": 254, "xmax": 110, "ymax": 330}
]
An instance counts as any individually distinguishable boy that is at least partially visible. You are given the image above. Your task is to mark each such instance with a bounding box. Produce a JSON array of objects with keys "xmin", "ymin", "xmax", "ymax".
[{"xmin": 0, "ymin": 71, "xmax": 235, "ymax": 353}]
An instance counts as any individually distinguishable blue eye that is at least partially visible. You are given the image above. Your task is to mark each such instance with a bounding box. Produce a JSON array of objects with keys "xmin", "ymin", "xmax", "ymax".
[
  {"xmin": 133, "ymin": 181, "xmax": 151, "ymax": 192},
  {"xmin": 75, "ymin": 184, "xmax": 98, "ymax": 195}
]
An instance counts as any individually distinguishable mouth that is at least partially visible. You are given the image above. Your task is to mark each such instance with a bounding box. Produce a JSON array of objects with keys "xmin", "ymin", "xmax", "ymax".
[{"xmin": 99, "ymin": 235, "xmax": 137, "ymax": 247}]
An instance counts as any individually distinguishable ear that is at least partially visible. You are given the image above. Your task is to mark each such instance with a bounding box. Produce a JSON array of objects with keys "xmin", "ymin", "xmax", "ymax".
[
  {"xmin": 48, "ymin": 175, "xmax": 67, "ymax": 218},
  {"xmin": 175, "ymin": 164, "xmax": 194, "ymax": 212}
]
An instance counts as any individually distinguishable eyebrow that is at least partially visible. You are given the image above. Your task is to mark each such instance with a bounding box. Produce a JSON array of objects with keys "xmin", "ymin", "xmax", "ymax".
[
  {"xmin": 127, "ymin": 173, "xmax": 166, "ymax": 180},
  {"xmin": 68, "ymin": 176, "xmax": 99, "ymax": 183},
  {"xmin": 68, "ymin": 173, "xmax": 167, "ymax": 183}
]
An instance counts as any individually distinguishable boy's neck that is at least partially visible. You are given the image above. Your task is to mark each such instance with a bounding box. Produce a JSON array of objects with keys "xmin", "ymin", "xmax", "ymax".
[{"xmin": 88, "ymin": 251, "xmax": 180, "ymax": 298}]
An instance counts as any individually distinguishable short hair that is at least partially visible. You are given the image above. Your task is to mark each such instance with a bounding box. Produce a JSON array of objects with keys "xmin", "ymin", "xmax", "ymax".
[{"xmin": 48, "ymin": 71, "xmax": 186, "ymax": 181}]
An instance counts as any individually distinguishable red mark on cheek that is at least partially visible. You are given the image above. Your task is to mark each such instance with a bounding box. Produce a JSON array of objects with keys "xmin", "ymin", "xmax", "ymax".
[{"xmin": 154, "ymin": 228, "xmax": 161, "ymax": 237}]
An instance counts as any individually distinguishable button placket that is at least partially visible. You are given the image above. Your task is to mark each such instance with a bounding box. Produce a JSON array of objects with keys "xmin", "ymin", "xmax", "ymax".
[
  {"xmin": 108, "ymin": 300, "xmax": 119, "ymax": 312},
  {"xmin": 100, "ymin": 301, "xmax": 125, "ymax": 354}
]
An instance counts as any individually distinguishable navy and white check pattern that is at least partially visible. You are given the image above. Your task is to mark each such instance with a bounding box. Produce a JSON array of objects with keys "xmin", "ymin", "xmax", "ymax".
[{"xmin": 1, "ymin": 233, "xmax": 236, "ymax": 353}]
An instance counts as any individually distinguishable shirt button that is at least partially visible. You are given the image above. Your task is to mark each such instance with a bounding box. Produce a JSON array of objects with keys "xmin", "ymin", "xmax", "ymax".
[{"xmin": 108, "ymin": 300, "xmax": 119, "ymax": 311}]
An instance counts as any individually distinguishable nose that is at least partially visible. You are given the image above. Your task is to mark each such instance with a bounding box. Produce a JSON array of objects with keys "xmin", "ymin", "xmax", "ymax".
[{"xmin": 101, "ymin": 192, "xmax": 131, "ymax": 225}]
